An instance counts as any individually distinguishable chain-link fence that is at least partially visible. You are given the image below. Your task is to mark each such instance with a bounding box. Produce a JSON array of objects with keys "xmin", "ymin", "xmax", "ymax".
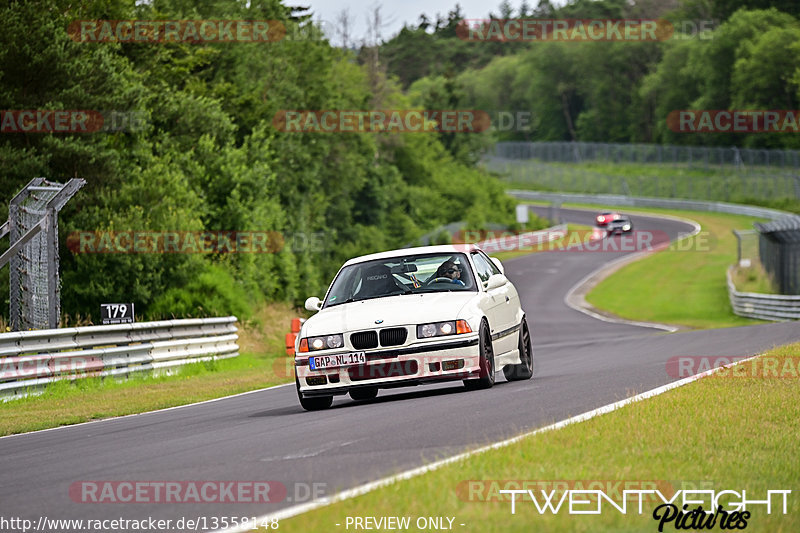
[
  {"xmin": 732, "ymin": 230, "xmax": 760, "ymax": 268},
  {"xmin": 484, "ymin": 141, "xmax": 800, "ymax": 202},
  {"xmin": 1, "ymin": 178, "xmax": 84, "ymax": 330},
  {"xmin": 491, "ymin": 141, "xmax": 800, "ymax": 171}
]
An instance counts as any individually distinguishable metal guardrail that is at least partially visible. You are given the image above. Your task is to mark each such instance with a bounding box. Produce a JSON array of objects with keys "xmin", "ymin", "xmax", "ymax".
[
  {"xmin": 508, "ymin": 190, "xmax": 792, "ymax": 219},
  {"xmin": 0, "ymin": 317, "xmax": 239, "ymax": 399},
  {"xmin": 727, "ymin": 267, "xmax": 800, "ymax": 321}
]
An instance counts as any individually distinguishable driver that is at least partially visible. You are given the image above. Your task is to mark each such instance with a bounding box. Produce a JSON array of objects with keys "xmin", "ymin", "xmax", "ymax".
[{"xmin": 434, "ymin": 260, "xmax": 465, "ymax": 286}]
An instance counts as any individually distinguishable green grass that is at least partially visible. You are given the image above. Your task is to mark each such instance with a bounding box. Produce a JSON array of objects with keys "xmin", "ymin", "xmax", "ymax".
[
  {"xmin": 277, "ymin": 342, "xmax": 800, "ymax": 533},
  {"xmin": 730, "ymin": 263, "xmax": 779, "ymax": 294},
  {"xmin": 0, "ymin": 302, "xmax": 301, "ymax": 436}
]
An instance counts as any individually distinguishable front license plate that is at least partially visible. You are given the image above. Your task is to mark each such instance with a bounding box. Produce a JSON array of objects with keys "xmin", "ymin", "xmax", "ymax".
[{"xmin": 309, "ymin": 352, "xmax": 366, "ymax": 370}]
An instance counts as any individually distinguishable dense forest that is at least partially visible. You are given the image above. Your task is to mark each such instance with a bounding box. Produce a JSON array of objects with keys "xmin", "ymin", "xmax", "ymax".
[
  {"xmin": 1, "ymin": 0, "xmax": 798, "ymax": 323},
  {"xmin": 0, "ymin": 0, "xmax": 519, "ymax": 322},
  {"xmin": 380, "ymin": 0, "xmax": 800, "ymax": 148}
]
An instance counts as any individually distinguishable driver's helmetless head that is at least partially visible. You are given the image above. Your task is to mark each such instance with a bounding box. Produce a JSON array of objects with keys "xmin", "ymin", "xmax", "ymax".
[{"xmin": 442, "ymin": 263, "xmax": 461, "ymax": 280}]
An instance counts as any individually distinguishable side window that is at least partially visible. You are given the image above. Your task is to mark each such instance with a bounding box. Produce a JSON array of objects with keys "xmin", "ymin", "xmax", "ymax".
[
  {"xmin": 471, "ymin": 252, "xmax": 493, "ymax": 284},
  {"xmin": 479, "ymin": 251, "xmax": 501, "ymax": 275}
]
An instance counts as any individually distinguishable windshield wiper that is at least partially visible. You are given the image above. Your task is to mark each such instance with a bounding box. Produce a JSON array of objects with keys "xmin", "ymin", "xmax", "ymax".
[{"xmin": 326, "ymin": 288, "xmax": 414, "ymax": 307}]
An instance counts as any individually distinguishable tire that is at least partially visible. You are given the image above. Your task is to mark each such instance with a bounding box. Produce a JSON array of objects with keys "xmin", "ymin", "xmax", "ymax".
[
  {"xmin": 296, "ymin": 376, "xmax": 333, "ymax": 411},
  {"xmin": 503, "ymin": 318, "xmax": 533, "ymax": 381},
  {"xmin": 464, "ymin": 321, "xmax": 495, "ymax": 390},
  {"xmin": 349, "ymin": 387, "xmax": 378, "ymax": 401}
]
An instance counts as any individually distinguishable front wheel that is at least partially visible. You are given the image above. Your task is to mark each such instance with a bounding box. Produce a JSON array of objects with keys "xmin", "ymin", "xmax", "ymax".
[
  {"xmin": 503, "ymin": 318, "xmax": 533, "ymax": 381},
  {"xmin": 464, "ymin": 322, "xmax": 495, "ymax": 390},
  {"xmin": 296, "ymin": 376, "xmax": 333, "ymax": 411}
]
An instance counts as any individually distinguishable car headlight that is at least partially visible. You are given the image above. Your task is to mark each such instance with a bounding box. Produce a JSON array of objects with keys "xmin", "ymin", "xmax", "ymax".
[
  {"xmin": 299, "ymin": 333, "xmax": 344, "ymax": 352},
  {"xmin": 622, "ymin": 224, "xmax": 631, "ymax": 231},
  {"xmin": 416, "ymin": 320, "xmax": 472, "ymax": 339}
]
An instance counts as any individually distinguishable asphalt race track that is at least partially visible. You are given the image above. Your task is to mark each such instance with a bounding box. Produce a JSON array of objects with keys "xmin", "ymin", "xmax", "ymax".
[{"xmin": 2, "ymin": 207, "xmax": 799, "ymax": 530}]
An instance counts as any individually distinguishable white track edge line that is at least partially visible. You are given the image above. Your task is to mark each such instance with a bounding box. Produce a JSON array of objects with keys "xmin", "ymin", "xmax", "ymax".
[
  {"xmin": 0, "ymin": 382, "xmax": 293, "ymax": 441},
  {"xmin": 220, "ymin": 352, "xmax": 759, "ymax": 533}
]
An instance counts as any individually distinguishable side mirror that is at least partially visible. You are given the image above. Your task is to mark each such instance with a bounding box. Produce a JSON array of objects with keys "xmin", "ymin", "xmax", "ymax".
[
  {"xmin": 304, "ymin": 296, "xmax": 322, "ymax": 312},
  {"xmin": 490, "ymin": 257, "xmax": 505, "ymax": 275},
  {"xmin": 485, "ymin": 274, "xmax": 508, "ymax": 290}
]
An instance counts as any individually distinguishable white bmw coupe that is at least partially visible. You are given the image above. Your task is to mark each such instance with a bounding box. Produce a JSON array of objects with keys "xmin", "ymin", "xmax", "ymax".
[{"xmin": 294, "ymin": 244, "xmax": 533, "ymax": 410}]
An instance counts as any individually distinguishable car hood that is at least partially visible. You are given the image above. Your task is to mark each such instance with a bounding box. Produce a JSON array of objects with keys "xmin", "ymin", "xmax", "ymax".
[{"xmin": 304, "ymin": 292, "xmax": 477, "ymax": 336}]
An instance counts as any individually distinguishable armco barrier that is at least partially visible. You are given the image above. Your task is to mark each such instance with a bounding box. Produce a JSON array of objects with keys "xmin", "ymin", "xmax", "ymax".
[
  {"xmin": 727, "ymin": 267, "xmax": 800, "ymax": 321},
  {"xmin": 0, "ymin": 316, "xmax": 239, "ymax": 399},
  {"xmin": 508, "ymin": 190, "xmax": 792, "ymax": 220}
]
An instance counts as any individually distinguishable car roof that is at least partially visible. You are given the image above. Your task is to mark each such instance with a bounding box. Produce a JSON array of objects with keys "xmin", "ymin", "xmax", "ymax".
[{"xmin": 342, "ymin": 244, "xmax": 480, "ymax": 266}]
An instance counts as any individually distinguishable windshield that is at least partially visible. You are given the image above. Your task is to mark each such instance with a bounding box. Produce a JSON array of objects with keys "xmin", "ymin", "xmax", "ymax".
[{"xmin": 323, "ymin": 252, "xmax": 476, "ymax": 308}]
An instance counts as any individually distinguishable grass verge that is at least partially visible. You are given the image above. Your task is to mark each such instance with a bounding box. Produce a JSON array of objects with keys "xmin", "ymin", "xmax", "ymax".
[
  {"xmin": 277, "ymin": 342, "xmax": 800, "ymax": 533},
  {"xmin": 0, "ymin": 302, "xmax": 301, "ymax": 436},
  {"xmin": 730, "ymin": 262, "xmax": 779, "ymax": 294}
]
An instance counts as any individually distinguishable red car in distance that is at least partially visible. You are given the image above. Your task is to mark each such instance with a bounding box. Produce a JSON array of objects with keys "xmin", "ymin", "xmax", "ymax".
[{"xmin": 595, "ymin": 212, "xmax": 621, "ymax": 226}]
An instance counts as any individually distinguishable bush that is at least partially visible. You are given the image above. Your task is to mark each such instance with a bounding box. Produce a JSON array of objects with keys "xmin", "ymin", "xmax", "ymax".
[{"xmin": 147, "ymin": 265, "xmax": 253, "ymax": 320}]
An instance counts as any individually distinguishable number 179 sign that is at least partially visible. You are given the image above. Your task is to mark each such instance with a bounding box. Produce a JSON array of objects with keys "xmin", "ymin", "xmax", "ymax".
[{"xmin": 100, "ymin": 303, "xmax": 134, "ymax": 325}]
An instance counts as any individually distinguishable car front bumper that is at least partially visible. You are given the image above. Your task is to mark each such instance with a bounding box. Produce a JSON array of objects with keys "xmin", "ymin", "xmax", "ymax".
[{"xmin": 295, "ymin": 334, "xmax": 481, "ymax": 397}]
